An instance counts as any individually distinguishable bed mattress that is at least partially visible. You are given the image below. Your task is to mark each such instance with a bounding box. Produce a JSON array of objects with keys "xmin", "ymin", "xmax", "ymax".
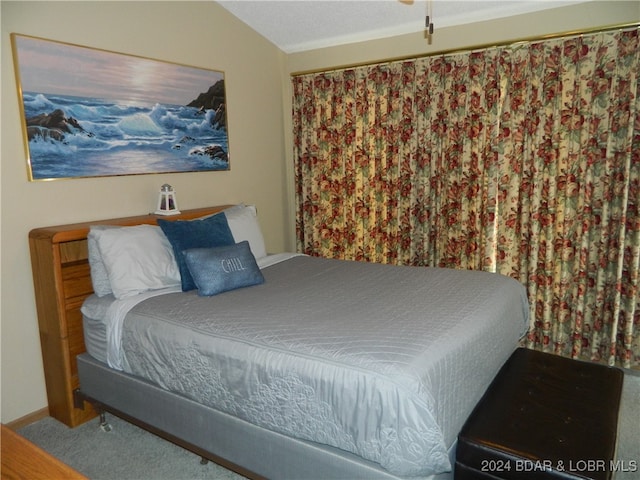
[{"xmin": 82, "ymin": 255, "xmax": 529, "ymax": 477}]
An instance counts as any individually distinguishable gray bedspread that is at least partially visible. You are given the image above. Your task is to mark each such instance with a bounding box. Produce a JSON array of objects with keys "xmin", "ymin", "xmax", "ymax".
[{"xmin": 119, "ymin": 256, "xmax": 529, "ymax": 476}]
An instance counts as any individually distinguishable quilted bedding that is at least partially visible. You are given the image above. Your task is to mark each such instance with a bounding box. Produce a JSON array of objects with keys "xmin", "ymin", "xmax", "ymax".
[{"xmin": 92, "ymin": 256, "xmax": 529, "ymax": 476}]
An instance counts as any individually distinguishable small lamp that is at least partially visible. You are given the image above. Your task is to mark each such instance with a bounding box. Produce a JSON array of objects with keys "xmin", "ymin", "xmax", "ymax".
[{"xmin": 155, "ymin": 184, "xmax": 181, "ymax": 215}]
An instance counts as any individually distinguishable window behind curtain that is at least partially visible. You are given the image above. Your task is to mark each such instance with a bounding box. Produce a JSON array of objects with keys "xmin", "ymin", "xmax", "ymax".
[{"xmin": 292, "ymin": 27, "xmax": 640, "ymax": 368}]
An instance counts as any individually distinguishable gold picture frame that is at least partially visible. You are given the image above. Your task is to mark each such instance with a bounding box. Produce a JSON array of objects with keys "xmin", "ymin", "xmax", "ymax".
[{"xmin": 11, "ymin": 34, "xmax": 230, "ymax": 181}]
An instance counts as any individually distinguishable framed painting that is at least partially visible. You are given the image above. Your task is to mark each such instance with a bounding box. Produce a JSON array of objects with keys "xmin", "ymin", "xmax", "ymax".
[{"xmin": 11, "ymin": 34, "xmax": 230, "ymax": 181}]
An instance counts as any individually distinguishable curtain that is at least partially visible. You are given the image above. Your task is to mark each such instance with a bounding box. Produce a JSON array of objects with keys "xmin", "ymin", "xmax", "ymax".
[{"xmin": 292, "ymin": 27, "xmax": 640, "ymax": 368}]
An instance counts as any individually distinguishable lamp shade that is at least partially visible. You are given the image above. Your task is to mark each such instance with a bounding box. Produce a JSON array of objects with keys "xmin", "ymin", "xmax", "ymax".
[{"xmin": 155, "ymin": 184, "xmax": 180, "ymax": 215}]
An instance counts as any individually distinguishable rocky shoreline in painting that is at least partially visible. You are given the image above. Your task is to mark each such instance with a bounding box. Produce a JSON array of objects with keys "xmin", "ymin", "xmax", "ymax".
[
  {"xmin": 21, "ymin": 80, "xmax": 230, "ymax": 179},
  {"xmin": 26, "ymin": 108, "xmax": 90, "ymax": 143},
  {"xmin": 187, "ymin": 80, "xmax": 227, "ymax": 131}
]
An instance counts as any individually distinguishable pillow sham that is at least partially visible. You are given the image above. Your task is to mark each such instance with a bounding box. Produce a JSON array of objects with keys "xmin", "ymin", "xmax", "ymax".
[
  {"xmin": 92, "ymin": 224, "xmax": 181, "ymax": 299},
  {"xmin": 223, "ymin": 204, "xmax": 268, "ymax": 260},
  {"xmin": 184, "ymin": 241, "xmax": 264, "ymax": 296},
  {"xmin": 158, "ymin": 213, "xmax": 235, "ymax": 291}
]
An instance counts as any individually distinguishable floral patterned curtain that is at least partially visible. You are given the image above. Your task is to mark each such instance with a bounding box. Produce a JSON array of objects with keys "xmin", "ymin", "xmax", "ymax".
[{"xmin": 292, "ymin": 27, "xmax": 640, "ymax": 368}]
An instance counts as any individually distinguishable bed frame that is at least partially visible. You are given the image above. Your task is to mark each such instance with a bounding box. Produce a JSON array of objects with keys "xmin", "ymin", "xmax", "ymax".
[
  {"xmin": 30, "ymin": 206, "xmax": 452, "ymax": 480},
  {"xmin": 29, "ymin": 206, "xmax": 231, "ymax": 427}
]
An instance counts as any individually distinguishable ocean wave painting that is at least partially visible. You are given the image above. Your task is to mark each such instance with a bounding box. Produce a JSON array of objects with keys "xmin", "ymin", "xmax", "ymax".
[{"xmin": 12, "ymin": 34, "xmax": 230, "ymax": 180}]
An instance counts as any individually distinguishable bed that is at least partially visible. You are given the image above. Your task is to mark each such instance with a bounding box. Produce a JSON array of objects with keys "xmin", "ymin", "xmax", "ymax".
[{"xmin": 29, "ymin": 204, "xmax": 529, "ymax": 480}]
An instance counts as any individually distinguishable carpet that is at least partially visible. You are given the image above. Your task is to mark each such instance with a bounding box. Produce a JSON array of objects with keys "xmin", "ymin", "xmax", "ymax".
[
  {"xmin": 17, "ymin": 370, "xmax": 640, "ymax": 480},
  {"xmin": 18, "ymin": 414, "xmax": 245, "ymax": 480},
  {"xmin": 617, "ymin": 368, "xmax": 640, "ymax": 480}
]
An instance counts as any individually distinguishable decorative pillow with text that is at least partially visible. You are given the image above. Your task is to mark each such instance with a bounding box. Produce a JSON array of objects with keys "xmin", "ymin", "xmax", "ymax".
[
  {"xmin": 183, "ymin": 241, "xmax": 264, "ymax": 296},
  {"xmin": 158, "ymin": 213, "xmax": 235, "ymax": 291}
]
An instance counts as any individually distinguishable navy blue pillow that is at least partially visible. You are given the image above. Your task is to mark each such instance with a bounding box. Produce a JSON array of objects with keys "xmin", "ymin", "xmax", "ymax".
[
  {"xmin": 183, "ymin": 241, "xmax": 264, "ymax": 296},
  {"xmin": 158, "ymin": 214, "xmax": 235, "ymax": 291}
]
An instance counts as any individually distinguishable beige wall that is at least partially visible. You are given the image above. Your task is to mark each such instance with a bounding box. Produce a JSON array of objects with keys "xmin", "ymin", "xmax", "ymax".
[
  {"xmin": 1, "ymin": 0, "xmax": 638, "ymax": 424},
  {"xmin": 1, "ymin": 1, "xmax": 288, "ymax": 423}
]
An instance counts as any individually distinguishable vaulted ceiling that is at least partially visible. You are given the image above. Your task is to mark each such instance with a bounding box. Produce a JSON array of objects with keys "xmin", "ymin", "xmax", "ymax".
[{"xmin": 215, "ymin": 0, "xmax": 589, "ymax": 53}]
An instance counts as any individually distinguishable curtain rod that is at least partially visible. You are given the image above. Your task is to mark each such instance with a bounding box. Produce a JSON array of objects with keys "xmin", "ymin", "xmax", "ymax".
[{"xmin": 290, "ymin": 21, "xmax": 639, "ymax": 77}]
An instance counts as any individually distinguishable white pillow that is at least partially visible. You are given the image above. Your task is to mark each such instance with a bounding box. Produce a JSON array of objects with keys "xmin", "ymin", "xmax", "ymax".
[
  {"xmin": 87, "ymin": 225, "xmax": 116, "ymax": 297},
  {"xmin": 92, "ymin": 224, "xmax": 181, "ymax": 299},
  {"xmin": 223, "ymin": 205, "xmax": 267, "ymax": 260}
]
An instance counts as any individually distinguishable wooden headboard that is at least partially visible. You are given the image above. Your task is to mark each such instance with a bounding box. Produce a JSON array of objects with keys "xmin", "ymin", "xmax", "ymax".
[{"xmin": 29, "ymin": 206, "xmax": 231, "ymax": 427}]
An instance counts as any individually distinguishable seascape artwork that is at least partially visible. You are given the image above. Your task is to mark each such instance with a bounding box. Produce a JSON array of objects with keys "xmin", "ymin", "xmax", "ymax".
[{"xmin": 12, "ymin": 34, "xmax": 230, "ymax": 181}]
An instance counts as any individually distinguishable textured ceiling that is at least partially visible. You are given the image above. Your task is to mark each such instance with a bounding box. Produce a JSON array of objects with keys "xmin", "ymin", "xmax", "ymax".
[{"xmin": 215, "ymin": 0, "xmax": 587, "ymax": 53}]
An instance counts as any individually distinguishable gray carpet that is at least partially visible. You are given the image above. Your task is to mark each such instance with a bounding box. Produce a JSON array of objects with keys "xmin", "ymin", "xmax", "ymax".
[
  {"xmin": 18, "ymin": 414, "xmax": 245, "ymax": 480},
  {"xmin": 617, "ymin": 369, "xmax": 640, "ymax": 480},
  {"xmin": 18, "ymin": 370, "xmax": 640, "ymax": 480}
]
